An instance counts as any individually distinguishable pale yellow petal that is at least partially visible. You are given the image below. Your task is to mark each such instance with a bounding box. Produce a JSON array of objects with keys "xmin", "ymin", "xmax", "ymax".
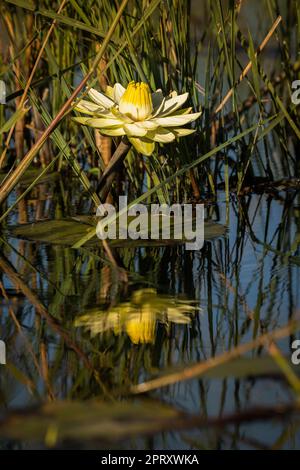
[
  {"xmin": 100, "ymin": 127, "xmax": 126, "ymax": 136},
  {"xmin": 72, "ymin": 117, "xmax": 92, "ymax": 125},
  {"xmin": 153, "ymin": 92, "xmax": 189, "ymax": 118},
  {"xmin": 128, "ymin": 137, "xmax": 155, "ymax": 156},
  {"xmin": 88, "ymin": 88, "xmax": 115, "ymax": 108},
  {"xmin": 85, "ymin": 117, "xmax": 124, "ymax": 128},
  {"xmin": 146, "ymin": 128, "xmax": 176, "ymax": 143},
  {"xmin": 135, "ymin": 120, "xmax": 159, "ymax": 130},
  {"xmin": 113, "ymin": 83, "xmax": 126, "ymax": 103},
  {"xmin": 153, "ymin": 112, "xmax": 201, "ymax": 127},
  {"xmin": 106, "ymin": 86, "xmax": 114, "ymax": 99},
  {"xmin": 111, "ymin": 106, "xmax": 133, "ymax": 123},
  {"xmin": 172, "ymin": 128, "xmax": 196, "ymax": 137},
  {"xmin": 75, "ymin": 99, "xmax": 106, "ymax": 115},
  {"xmin": 123, "ymin": 123, "xmax": 148, "ymax": 137}
]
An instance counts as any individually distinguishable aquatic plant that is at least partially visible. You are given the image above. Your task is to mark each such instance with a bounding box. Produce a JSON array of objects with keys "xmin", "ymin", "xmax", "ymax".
[{"xmin": 74, "ymin": 82, "xmax": 201, "ymax": 155}]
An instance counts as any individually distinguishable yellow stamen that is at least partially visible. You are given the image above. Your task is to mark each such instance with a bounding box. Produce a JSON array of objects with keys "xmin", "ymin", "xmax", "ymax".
[{"xmin": 119, "ymin": 81, "xmax": 153, "ymax": 121}]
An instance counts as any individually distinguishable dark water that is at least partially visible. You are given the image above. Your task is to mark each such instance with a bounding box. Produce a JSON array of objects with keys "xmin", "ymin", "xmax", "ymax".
[{"xmin": 0, "ymin": 178, "xmax": 300, "ymax": 450}]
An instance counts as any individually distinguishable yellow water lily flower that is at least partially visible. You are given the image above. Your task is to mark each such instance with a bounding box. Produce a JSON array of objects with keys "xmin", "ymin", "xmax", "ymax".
[{"xmin": 73, "ymin": 81, "xmax": 201, "ymax": 156}]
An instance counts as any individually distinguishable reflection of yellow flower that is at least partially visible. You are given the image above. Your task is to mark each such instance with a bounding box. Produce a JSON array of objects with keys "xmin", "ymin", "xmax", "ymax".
[
  {"xmin": 73, "ymin": 82, "xmax": 201, "ymax": 156},
  {"xmin": 75, "ymin": 289, "xmax": 198, "ymax": 344},
  {"xmin": 125, "ymin": 309, "xmax": 156, "ymax": 344}
]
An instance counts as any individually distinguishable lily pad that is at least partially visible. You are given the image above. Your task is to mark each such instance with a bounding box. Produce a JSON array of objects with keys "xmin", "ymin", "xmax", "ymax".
[
  {"xmin": 201, "ymin": 356, "xmax": 300, "ymax": 379},
  {"xmin": 10, "ymin": 217, "xmax": 95, "ymax": 247},
  {"xmin": 0, "ymin": 399, "xmax": 180, "ymax": 446},
  {"xmin": 9, "ymin": 216, "xmax": 226, "ymax": 248}
]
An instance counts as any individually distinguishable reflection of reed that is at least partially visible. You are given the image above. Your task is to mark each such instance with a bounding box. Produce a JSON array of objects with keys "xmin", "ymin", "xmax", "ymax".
[
  {"xmin": 1, "ymin": 189, "xmax": 300, "ymax": 447},
  {"xmin": 0, "ymin": 280, "xmax": 39, "ymax": 392},
  {"xmin": 0, "ymin": 254, "xmax": 92, "ymax": 370},
  {"xmin": 132, "ymin": 315, "xmax": 300, "ymax": 393},
  {"xmin": 1, "ymin": 278, "xmax": 55, "ymax": 401}
]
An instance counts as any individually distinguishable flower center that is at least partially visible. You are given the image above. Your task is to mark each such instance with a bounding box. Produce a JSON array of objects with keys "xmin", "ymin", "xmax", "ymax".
[{"xmin": 119, "ymin": 81, "xmax": 153, "ymax": 121}]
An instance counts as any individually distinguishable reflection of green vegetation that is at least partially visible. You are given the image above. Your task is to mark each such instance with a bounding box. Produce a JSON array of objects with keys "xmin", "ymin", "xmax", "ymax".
[
  {"xmin": 76, "ymin": 288, "xmax": 198, "ymax": 344},
  {"xmin": 1, "ymin": 192, "xmax": 300, "ymax": 448}
]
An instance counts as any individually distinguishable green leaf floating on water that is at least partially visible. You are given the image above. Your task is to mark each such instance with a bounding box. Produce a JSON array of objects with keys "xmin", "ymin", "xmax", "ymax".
[
  {"xmin": 0, "ymin": 399, "xmax": 180, "ymax": 446},
  {"xmin": 9, "ymin": 215, "xmax": 226, "ymax": 247},
  {"xmin": 192, "ymin": 355, "xmax": 300, "ymax": 380}
]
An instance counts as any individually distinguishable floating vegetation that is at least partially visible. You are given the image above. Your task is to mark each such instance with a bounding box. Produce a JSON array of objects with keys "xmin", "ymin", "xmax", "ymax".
[{"xmin": 10, "ymin": 217, "xmax": 226, "ymax": 247}]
